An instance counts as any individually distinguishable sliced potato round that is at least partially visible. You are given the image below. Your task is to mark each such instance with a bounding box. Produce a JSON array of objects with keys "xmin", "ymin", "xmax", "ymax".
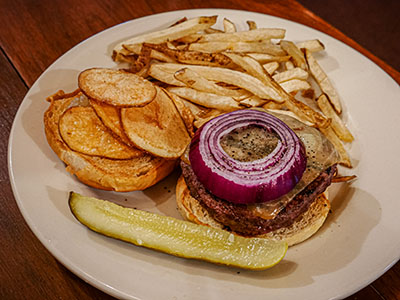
[
  {"xmin": 89, "ymin": 99, "xmax": 134, "ymax": 146},
  {"xmin": 59, "ymin": 106, "xmax": 142, "ymax": 159},
  {"xmin": 121, "ymin": 87, "xmax": 191, "ymax": 159},
  {"xmin": 78, "ymin": 68, "xmax": 156, "ymax": 107}
]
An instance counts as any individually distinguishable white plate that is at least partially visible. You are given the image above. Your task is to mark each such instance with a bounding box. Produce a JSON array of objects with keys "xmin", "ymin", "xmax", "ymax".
[{"xmin": 8, "ymin": 8, "xmax": 400, "ymax": 300}]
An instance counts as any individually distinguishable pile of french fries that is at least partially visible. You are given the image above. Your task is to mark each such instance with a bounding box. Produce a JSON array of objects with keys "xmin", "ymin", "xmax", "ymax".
[{"xmin": 112, "ymin": 15, "xmax": 354, "ymax": 168}]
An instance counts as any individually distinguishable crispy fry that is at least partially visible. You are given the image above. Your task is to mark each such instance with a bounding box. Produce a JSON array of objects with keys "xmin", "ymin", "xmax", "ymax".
[
  {"xmin": 247, "ymin": 53, "xmax": 291, "ymax": 64},
  {"xmin": 223, "ymin": 53, "xmax": 329, "ymax": 127},
  {"xmin": 143, "ymin": 43, "xmax": 233, "ymax": 67},
  {"xmin": 149, "ymin": 63, "xmax": 284, "ymax": 101},
  {"xmin": 304, "ymin": 49, "xmax": 342, "ymax": 114},
  {"xmin": 285, "ymin": 60, "xmax": 295, "ymax": 70},
  {"xmin": 223, "ymin": 18, "xmax": 237, "ymax": 33},
  {"xmin": 332, "ymin": 174, "xmax": 357, "ymax": 183},
  {"xmin": 317, "ymin": 94, "xmax": 354, "ymax": 142},
  {"xmin": 272, "ymin": 67, "xmax": 309, "ymax": 83},
  {"xmin": 296, "ymin": 39, "xmax": 325, "ymax": 53},
  {"xmin": 262, "ymin": 62, "xmax": 280, "ymax": 75},
  {"xmin": 319, "ymin": 126, "xmax": 352, "ymax": 167},
  {"xmin": 178, "ymin": 28, "xmax": 285, "ymax": 43},
  {"xmin": 168, "ymin": 87, "xmax": 242, "ymax": 111},
  {"xmin": 189, "ymin": 41, "xmax": 286, "ymax": 55},
  {"xmin": 280, "ymin": 40, "xmax": 307, "ymax": 70},
  {"xmin": 246, "ymin": 20, "xmax": 257, "ymax": 30},
  {"xmin": 113, "ymin": 16, "xmax": 217, "ymax": 55},
  {"xmin": 279, "ymin": 79, "xmax": 311, "ymax": 94},
  {"xmin": 174, "ymin": 67, "xmax": 250, "ymax": 99}
]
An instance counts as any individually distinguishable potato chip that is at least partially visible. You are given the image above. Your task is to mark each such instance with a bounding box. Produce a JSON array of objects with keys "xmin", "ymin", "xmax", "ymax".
[
  {"xmin": 79, "ymin": 68, "xmax": 156, "ymax": 107},
  {"xmin": 121, "ymin": 87, "xmax": 191, "ymax": 159},
  {"xmin": 59, "ymin": 106, "xmax": 142, "ymax": 159}
]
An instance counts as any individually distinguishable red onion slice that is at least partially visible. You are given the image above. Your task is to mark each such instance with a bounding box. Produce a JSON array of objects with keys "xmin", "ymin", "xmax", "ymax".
[{"xmin": 189, "ymin": 109, "xmax": 307, "ymax": 204}]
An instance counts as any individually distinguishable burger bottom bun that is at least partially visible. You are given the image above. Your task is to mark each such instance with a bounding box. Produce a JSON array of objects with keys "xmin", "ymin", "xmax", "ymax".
[
  {"xmin": 44, "ymin": 90, "xmax": 176, "ymax": 192},
  {"xmin": 176, "ymin": 175, "xmax": 331, "ymax": 247}
]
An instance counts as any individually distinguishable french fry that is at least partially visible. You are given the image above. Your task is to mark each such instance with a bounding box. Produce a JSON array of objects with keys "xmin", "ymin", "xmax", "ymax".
[
  {"xmin": 149, "ymin": 63, "xmax": 284, "ymax": 101},
  {"xmin": 193, "ymin": 109, "xmax": 223, "ymax": 128},
  {"xmin": 223, "ymin": 52, "xmax": 329, "ymax": 127},
  {"xmin": 304, "ymin": 49, "xmax": 342, "ymax": 114},
  {"xmin": 174, "ymin": 67, "xmax": 250, "ymax": 99},
  {"xmin": 279, "ymin": 79, "xmax": 311, "ymax": 94},
  {"xmin": 317, "ymin": 94, "xmax": 354, "ymax": 142},
  {"xmin": 262, "ymin": 62, "xmax": 280, "ymax": 75},
  {"xmin": 143, "ymin": 43, "xmax": 233, "ymax": 67},
  {"xmin": 223, "ymin": 53, "xmax": 283, "ymax": 100},
  {"xmin": 262, "ymin": 101, "xmax": 286, "ymax": 111},
  {"xmin": 223, "ymin": 18, "xmax": 237, "ymax": 33},
  {"xmin": 280, "ymin": 40, "xmax": 307, "ymax": 70},
  {"xmin": 189, "ymin": 41, "xmax": 286, "ymax": 55},
  {"xmin": 272, "ymin": 67, "xmax": 309, "ymax": 83},
  {"xmin": 239, "ymin": 96, "xmax": 267, "ymax": 107},
  {"xmin": 148, "ymin": 64, "xmax": 187, "ymax": 86},
  {"xmin": 332, "ymin": 174, "xmax": 357, "ymax": 183},
  {"xmin": 296, "ymin": 39, "xmax": 325, "ymax": 53},
  {"xmin": 113, "ymin": 16, "xmax": 217, "ymax": 54},
  {"xmin": 168, "ymin": 87, "xmax": 242, "ymax": 111},
  {"xmin": 247, "ymin": 53, "xmax": 291, "ymax": 64},
  {"xmin": 178, "ymin": 28, "xmax": 285, "ymax": 43},
  {"xmin": 285, "ymin": 61, "xmax": 295, "ymax": 70},
  {"xmin": 319, "ymin": 126, "xmax": 352, "ymax": 167},
  {"xmin": 246, "ymin": 20, "xmax": 257, "ymax": 30}
]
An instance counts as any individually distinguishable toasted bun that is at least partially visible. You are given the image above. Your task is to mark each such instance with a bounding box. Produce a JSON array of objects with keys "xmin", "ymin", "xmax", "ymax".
[
  {"xmin": 44, "ymin": 90, "xmax": 176, "ymax": 192},
  {"xmin": 176, "ymin": 175, "xmax": 331, "ymax": 246}
]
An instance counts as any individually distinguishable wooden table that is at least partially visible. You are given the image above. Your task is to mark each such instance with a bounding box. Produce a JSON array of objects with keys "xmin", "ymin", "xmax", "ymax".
[{"xmin": 1, "ymin": 1, "xmax": 399, "ymax": 299}]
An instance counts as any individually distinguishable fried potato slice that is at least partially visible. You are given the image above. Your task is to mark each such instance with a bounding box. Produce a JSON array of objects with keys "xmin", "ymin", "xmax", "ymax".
[
  {"xmin": 304, "ymin": 49, "xmax": 342, "ymax": 114},
  {"xmin": 78, "ymin": 68, "xmax": 156, "ymax": 107},
  {"xmin": 59, "ymin": 106, "xmax": 142, "ymax": 159},
  {"xmin": 121, "ymin": 87, "xmax": 191, "ymax": 159},
  {"xmin": 89, "ymin": 99, "xmax": 133, "ymax": 146},
  {"xmin": 317, "ymin": 94, "xmax": 354, "ymax": 142}
]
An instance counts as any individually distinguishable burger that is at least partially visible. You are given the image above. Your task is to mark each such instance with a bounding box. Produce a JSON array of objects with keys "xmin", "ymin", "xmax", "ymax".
[{"xmin": 176, "ymin": 108, "xmax": 339, "ymax": 246}]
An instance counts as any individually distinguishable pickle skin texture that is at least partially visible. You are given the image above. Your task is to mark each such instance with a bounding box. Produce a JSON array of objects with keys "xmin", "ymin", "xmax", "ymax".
[{"xmin": 68, "ymin": 192, "xmax": 288, "ymax": 270}]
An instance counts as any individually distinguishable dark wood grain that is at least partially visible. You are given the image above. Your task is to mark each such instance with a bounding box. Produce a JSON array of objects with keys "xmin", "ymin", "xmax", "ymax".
[{"xmin": 0, "ymin": 0, "xmax": 399, "ymax": 299}]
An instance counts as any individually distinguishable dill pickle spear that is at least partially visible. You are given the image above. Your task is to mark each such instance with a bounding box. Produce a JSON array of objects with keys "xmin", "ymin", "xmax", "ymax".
[{"xmin": 68, "ymin": 192, "xmax": 288, "ymax": 270}]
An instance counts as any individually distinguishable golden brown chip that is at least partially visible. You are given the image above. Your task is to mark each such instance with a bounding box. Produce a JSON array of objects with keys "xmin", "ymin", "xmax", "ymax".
[
  {"xmin": 78, "ymin": 68, "xmax": 156, "ymax": 107},
  {"xmin": 89, "ymin": 99, "xmax": 134, "ymax": 146},
  {"xmin": 59, "ymin": 106, "xmax": 142, "ymax": 160},
  {"xmin": 121, "ymin": 87, "xmax": 191, "ymax": 159}
]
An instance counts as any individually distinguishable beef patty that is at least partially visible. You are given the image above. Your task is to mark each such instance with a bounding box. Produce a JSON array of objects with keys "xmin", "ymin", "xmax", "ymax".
[{"xmin": 180, "ymin": 161, "xmax": 337, "ymax": 236}]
